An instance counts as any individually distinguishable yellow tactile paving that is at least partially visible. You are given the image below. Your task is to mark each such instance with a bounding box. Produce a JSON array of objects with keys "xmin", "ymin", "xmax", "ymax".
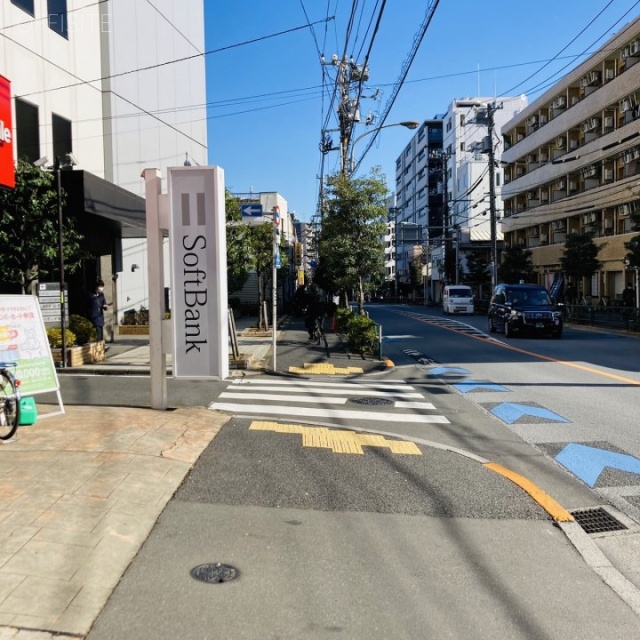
[
  {"xmin": 249, "ymin": 421, "xmax": 422, "ymax": 455},
  {"xmin": 288, "ymin": 362, "xmax": 365, "ymax": 375}
]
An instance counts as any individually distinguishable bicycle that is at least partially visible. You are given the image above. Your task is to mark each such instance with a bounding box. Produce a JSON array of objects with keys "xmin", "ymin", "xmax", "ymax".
[{"xmin": 0, "ymin": 362, "xmax": 21, "ymax": 440}]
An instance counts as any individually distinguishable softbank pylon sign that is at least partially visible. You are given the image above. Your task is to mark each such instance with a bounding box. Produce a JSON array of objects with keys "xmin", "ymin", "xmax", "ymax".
[
  {"xmin": 168, "ymin": 166, "xmax": 228, "ymax": 378},
  {"xmin": 0, "ymin": 76, "xmax": 15, "ymax": 190}
]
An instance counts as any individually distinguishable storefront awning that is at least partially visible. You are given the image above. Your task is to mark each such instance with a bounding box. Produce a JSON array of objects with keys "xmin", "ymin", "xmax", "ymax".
[{"xmin": 470, "ymin": 229, "xmax": 504, "ymax": 242}]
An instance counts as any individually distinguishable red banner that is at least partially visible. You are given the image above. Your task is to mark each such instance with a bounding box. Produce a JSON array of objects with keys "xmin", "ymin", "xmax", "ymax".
[{"xmin": 0, "ymin": 76, "xmax": 15, "ymax": 190}]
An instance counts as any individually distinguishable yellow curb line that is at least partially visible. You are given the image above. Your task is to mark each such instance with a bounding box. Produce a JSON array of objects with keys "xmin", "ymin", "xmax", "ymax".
[
  {"xmin": 383, "ymin": 357, "xmax": 395, "ymax": 367},
  {"xmin": 484, "ymin": 462, "xmax": 574, "ymax": 522}
]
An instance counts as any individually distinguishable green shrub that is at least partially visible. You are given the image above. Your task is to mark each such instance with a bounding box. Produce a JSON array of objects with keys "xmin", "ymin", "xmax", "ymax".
[
  {"xmin": 335, "ymin": 307, "xmax": 353, "ymax": 332},
  {"xmin": 46, "ymin": 327, "xmax": 77, "ymax": 348},
  {"xmin": 347, "ymin": 314, "xmax": 378, "ymax": 354},
  {"xmin": 68, "ymin": 315, "xmax": 96, "ymax": 345}
]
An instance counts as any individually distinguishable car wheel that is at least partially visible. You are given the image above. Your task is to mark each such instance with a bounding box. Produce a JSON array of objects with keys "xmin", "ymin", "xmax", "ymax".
[{"xmin": 488, "ymin": 316, "xmax": 496, "ymax": 333}]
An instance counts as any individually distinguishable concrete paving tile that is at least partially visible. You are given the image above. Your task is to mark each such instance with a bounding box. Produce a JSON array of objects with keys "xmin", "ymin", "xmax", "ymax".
[
  {"xmin": 68, "ymin": 584, "xmax": 112, "ymax": 611},
  {"xmin": 108, "ymin": 497, "xmax": 171, "ymax": 519},
  {"xmin": 107, "ymin": 476, "xmax": 172, "ymax": 506},
  {"xmin": 0, "ymin": 527, "xmax": 39, "ymax": 555},
  {"xmin": 32, "ymin": 503, "xmax": 108, "ymax": 534},
  {"xmin": 32, "ymin": 528, "xmax": 101, "ymax": 549},
  {"xmin": 0, "ymin": 623, "xmax": 17, "ymax": 637},
  {"xmin": 0, "ymin": 512, "xmax": 41, "ymax": 528},
  {"xmin": 119, "ymin": 455, "xmax": 175, "ymax": 478},
  {"xmin": 13, "ymin": 629, "xmax": 55, "ymax": 640},
  {"xmin": 9, "ymin": 616, "xmax": 58, "ymax": 634},
  {"xmin": 0, "ymin": 552, "xmax": 11, "ymax": 568},
  {"xmin": 72, "ymin": 536, "xmax": 140, "ymax": 589},
  {"xmin": 162, "ymin": 463, "xmax": 192, "ymax": 485},
  {"xmin": 126, "ymin": 430, "xmax": 186, "ymax": 455},
  {"xmin": 7, "ymin": 492, "xmax": 63, "ymax": 513},
  {"xmin": 0, "ymin": 576, "xmax": 80, "ymax": 617},
  {"xmin": 91, "ymin": 511, "xmax": 157, "ymax": 545},
  {"xmin": 1, "ymin": 540, "xmax": 92, "ymax": 581},
  {"xmin": 50, "ymin": 604, "xmax": 98, "ymax": 636},
  {"xmin": 0, "ymin": 574, "xmax": 25, "ymax": 605},
  {"xmin": 74, "ymin": 470, "xmax": 128, "ymax": 499}
]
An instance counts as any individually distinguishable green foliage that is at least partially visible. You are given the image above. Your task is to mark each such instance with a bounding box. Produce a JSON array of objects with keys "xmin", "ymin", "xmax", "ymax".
[
  {"xmin": 318, "ymin": 168, "xmax": 387, "ymax": 313},
  {"xmin": 499, "ymin": 245, "xmax": 536, "ymax": 283},
  {"xmin": 464, "ymin": 249, "xmax": 491, "ymax": 285},
  {"xmin": 560, "ymin": 232, "xmax": 602, "ymax": 281},
  {"xmin": 0, "ymin": 158, "xmax": 84, "ymax": 293},
  {"xmin": 624, "ymin": 205, "xmax": 640, "ymax": 270},
  {"xmin": 334, "ymin": 308, "xmax": 378, "ymax": 354},
  {"xmin": 225, "ymin": 191, "xmax": 252, "ymax": 294},
  {"xmin": 121, "ymin": 306, "xmax": 149, "ymax": 325},
  {"xmin": 68, "ymin": 314, "xmax": 96, "ymax": 345},
  {"xmin": 46, "ymin": 328, "xmax": 77, "ymax": 348}
]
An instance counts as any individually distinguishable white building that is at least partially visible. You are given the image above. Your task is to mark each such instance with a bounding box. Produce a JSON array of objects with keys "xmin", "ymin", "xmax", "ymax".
[
  {"xmin": 394, "ymin": 95, "xmax": 528, "ymax": 300},
  {"xmin": 1, "ymin": 0, "xmax": 208, "ymax": 334}
]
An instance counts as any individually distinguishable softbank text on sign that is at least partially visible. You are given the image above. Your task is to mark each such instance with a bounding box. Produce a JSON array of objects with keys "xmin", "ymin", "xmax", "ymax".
[
  {"xmin": 0, "ymin": 76, "xmax": 15, "ymax": 190},
  {"xmin": 168, "ymin": 167, "xmax": 228, "ymax": 378}
]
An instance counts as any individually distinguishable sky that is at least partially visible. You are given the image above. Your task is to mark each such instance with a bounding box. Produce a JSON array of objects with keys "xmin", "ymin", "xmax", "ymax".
[{"xmin": 204, "ymin": 0, "xmax": 640, "ymax": 221}]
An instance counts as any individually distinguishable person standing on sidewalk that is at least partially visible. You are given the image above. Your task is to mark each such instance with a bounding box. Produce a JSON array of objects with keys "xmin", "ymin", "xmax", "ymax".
[{"xmin": 87, "ymin": 279, "xmax": 109, "ymax": 342}]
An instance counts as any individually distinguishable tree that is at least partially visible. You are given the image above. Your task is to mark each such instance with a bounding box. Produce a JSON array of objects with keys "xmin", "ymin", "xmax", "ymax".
[
  {"xmin": 225, "ymin": 191, "xmax": 252, "ymax": 294},
  {"xmin": 624, "ymin": 206, "xmax": 640, "ymax": 270},
  {"xmin": 318, "ymin": 168, "xmax": 387, "ymax": 313},
  {"xmin": 560, "ymin": 231, "xmax": 601, "ymax": 286},
  {"xmin": 499, "ymin": 245, "xmax": 536, "ymax": 284},
  {"xmin": 0, "ymin": 158, "xmax": 83, "ymax": 294},
  {"xmin": 464, "ymin": 249, "xmax": 491, "ymax": 287}
]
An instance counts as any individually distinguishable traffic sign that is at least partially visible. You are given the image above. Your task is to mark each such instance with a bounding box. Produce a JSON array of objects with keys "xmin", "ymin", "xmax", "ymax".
[
  {"xmin": 241, "ymin": 204, "xmax": 263, "ymax": 217},
  {"xmin": 273, "ymin": 205, "xmax": 281, "ymax": 226},
  {"xmin": 275, "ymin": 251, "xmax": 281, "ymax": 269}
]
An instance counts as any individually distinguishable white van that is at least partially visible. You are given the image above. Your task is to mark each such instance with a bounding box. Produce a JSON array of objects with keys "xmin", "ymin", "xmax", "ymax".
[{"xmin": 442, "ymin": 285, "xmax": 474, "ymax": 315}]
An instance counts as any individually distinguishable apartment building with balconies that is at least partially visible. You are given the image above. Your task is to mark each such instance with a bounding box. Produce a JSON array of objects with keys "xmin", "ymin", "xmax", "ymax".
[{"xmin": 501, "ymin": 15, "xmax": 640, "ymax": 301}]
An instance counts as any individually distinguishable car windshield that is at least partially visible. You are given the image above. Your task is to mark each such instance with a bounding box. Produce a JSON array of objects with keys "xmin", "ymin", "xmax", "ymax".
[
  {"xmin": 449, "ymin": 288, "xmax": 471, "ymax": 298},
  {"xmin": 507, "ymin": 289, "xmax": 551, "ymax": 306}
]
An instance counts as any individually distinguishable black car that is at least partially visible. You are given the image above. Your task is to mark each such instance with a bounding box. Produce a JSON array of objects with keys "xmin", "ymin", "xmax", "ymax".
[{"xmin": 487, "ymin": 283, "xmax": 563, "ymax": 338}]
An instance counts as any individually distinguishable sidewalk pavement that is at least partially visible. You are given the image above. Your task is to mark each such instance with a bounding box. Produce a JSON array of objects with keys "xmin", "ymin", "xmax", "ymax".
[{"xmin": 1, "ymin": 316, "xmax": 639, "ymax": 638}]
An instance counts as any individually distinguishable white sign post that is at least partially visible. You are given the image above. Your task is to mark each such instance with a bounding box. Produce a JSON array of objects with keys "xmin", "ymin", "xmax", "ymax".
[{"xmin": 168, "ymin": 166, "xmax": 228, "ymax": 379}]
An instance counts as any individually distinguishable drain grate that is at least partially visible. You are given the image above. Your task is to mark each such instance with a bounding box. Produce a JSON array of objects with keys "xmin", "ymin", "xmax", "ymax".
[
  {"xmin": 571, "ymin": 507, "xmax": 627, "ymax": 534},
  {"xmin": 349, "ymin": 397, "xmax": 393, "ymax": 406},
  {"xmin": 190, "ymin": 563, "xmax": 238, "ymax": 584}
]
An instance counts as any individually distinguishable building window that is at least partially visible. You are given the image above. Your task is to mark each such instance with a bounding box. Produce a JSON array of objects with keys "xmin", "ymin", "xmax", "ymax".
[
  {"xmin": 52, "ymin": 113, "xmax": 72, "ymax": 159},
  {"xmin": 48, "ymin": 0, "xmax": 68, "ymax": 38},
  {"xmin": 460, "ymin": 142, "xmax": 465, "ymax": 152},
  {"xmin": 15, "ymin": 98, "xmax": 40, "ymax": 163},
  {"xmin": 446, "ymin": 119, "xmax": 452, "ymax": 132},
  {"xmin": 460, "ymin": 114, "xmax": 465, "ymax": 126},
  {"xmin": 11, "ymin": 0, "xmax": 34, "ymax": 15}
]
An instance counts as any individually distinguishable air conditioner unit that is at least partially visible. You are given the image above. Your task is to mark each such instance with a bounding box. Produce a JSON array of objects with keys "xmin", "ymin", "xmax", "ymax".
[
  {"xmin": 551, "ymin": 220, "xmax": 565, "ymax": 230},
  {"xmin": 588, "ymin": 70, "xmax": 601, "ymax": 85},
  {"xmin": 580, "ymin": 75, "xmax": 590, "ymax": 88},
  {"xmin": 622, "ymin": 46, "xmax": 631, "ymax": 60},
  {"xmin": 625, "ymin": 151, "xmax": 635, "ymax": 164},
  {"xmin": 541, "ymin": 191, "xmax": 549, "ymax": 201},
  {"xmin": 621, "ymin": 98, "xmax": 633, "ymax": 112},
  {"xmin": 604, "ymin": 218, "xmax": 614, "ymax": 229},
  {"xmin": 539, "ymin": 115, "xmax": 548, "ymax": 125},
  {"xmin": 556, "ymin": 179, "xmax": 566, "ymax": 189},
  {"xmin": 571, "ymin": 95, "xmax": 580, "ymax": 106},
  {"xmin": 604, "ymin": 116, "xmax": 614, "ymax": 128},
  {"xmin": 556, "ymin": 137, "xmax": 566, "ymax": 148},
  {"xmin": 570, "ymin": 139, "xmax": 579, "ymax": 150},
  {"xmin": 527, "ymin": 115, "xmax": 538, "ymax": 127},
  {"xmin": 605, "ymin": 67, "xmax": 615, "ymax": 81},
  {"xmin": 540, "ymin": 233, "xmax": 548, "ymax": 242},
  {"xmin": 620, "ymin": 204, "xmax": 631, "ymax": 216},
  {"xmin": 582, "ymin": 212, "xmax": 597, "ymax": 224},
  {"xmin": 583, "ymin": 165, "xmax": 598, "ymax": 178},
  {"xmin": 552, "ymin": 96, "xmax": 566, "ymax": 109},
  {"xmin": 590, "ymin": 117, "xmax": 601, "ymax": 130},
  {"xmin": 526, "ymin": 191, "xmax": 537, "ymax": 200},
  {"xmin": 516, "ymin": 133, "xmax": 525, "ymax": 141},
  {"xmin": 631, "ymin": 39, "xmax": 640, "ymax": 55},
  {"xmin": 569, "ymin": 180, "xmax": 578, "ymax": 192},
  {"xmin": 604, "ymin": 169, "xmax": 614, "ymax": 181}
]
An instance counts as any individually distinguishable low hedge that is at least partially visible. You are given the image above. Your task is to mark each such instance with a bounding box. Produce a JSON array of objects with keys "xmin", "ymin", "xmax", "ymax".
[{"xmin": 336, "ymin": 308, "xmax": 378, "ymax": 355}]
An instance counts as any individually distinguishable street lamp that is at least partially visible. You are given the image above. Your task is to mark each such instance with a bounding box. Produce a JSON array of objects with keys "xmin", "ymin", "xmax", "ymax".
[{"xmin": 349, "ymin": 121, "xmax": 421, "ymax": 175}]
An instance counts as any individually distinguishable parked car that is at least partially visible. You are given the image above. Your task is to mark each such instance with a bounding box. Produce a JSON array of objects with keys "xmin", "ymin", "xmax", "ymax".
[
  {"xmin": 488, "ymin": 283, "xmax": 563, "ymax": 338},
  {"xmin": 442, "ymin": 285, "xmax": 474, "ymax": 315}
]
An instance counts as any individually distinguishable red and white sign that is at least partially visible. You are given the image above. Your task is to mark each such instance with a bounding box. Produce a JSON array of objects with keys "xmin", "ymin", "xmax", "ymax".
[{"xmin": 0, "ymin": 76, "xmax": 14, "ymax": 190}]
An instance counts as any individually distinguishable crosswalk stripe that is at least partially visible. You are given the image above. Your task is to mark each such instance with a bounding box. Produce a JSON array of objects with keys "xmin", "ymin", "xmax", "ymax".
[
  {"xmin": 231, "ymin": 379, "xmax": 410, "ymax": 390},
  {"xmin": 393, "ymin": 401, "xmax": 436, "ymax": 410},
  {"xmin": 220, "ymin": 392, "xmax": 349, "ymax": 404},
  {"xmin": 208, "ymin": 403, "xmax": 450, "ymax": 424},
  {"xmin": 229, "ymin": 385, "xmax": 423, "ymax": 398}
]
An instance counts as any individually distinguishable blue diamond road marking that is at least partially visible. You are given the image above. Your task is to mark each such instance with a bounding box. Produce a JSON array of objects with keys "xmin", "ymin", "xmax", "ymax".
[
  {"xmin": 491, "ymin": 402, "xmax": 568, "ymax": 424},
  {"xmin": 454, "ymin": 381, "xmax": 509, "ymax": 393},
  {"xmin": 556, "ymin": 443, "xmax": 640, "ymax": 488},
  {"xmin": 427, "ymin": 367, "xmax": 470, "ymax": 376}
]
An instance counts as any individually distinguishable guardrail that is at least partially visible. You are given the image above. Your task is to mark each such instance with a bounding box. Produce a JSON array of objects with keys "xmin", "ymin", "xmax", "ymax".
[{"xmin": 559, "ymin": 304, "xmax": 640, "ymax": 333}]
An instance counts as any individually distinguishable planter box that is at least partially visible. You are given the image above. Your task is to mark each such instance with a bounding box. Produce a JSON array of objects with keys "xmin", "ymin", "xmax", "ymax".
[
  {"xmin": 118, "ymin": 325, "xmax": 150, "ymax": 335},
  {"xmin": 51, "ymin": 341, "xmax": 106, "ymax": 367}
]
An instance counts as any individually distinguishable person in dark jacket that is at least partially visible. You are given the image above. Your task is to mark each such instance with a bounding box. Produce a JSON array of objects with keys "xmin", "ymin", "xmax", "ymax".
[{"xmin": 88, "ymin": 279, "xmax": 109, "ymax": 342}]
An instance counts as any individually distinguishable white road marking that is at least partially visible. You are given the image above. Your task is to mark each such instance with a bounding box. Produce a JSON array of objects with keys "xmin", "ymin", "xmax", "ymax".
[
  {"xmin": 220, "ymin": 392, "xmax": 348, "ymax": 404},
  {"xmin": 232, "ymin": 385, "xmax": 423, "ymax": 398}
]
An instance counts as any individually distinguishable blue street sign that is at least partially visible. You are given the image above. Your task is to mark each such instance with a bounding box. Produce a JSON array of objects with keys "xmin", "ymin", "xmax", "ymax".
[
  {"xmin": 241, "ymin": 204, "xmax": 263, "ymax": 217},
  {"xmin": 556, "ymin": 443, "xmax": 640, "ymax": 487},
  {"xmin": 275, "ymin": 251, "xmax": 281, "ymax": 269}
]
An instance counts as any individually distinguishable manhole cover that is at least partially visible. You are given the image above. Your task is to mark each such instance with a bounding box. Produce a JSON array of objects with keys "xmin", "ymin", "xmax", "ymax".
[
  {"xmin": 190, "ymin": 563, "xmax": 239, "ymax": 583},
  {"xmin": 571, "ymin": 507, "xmax": 627, "ymax": 534},
  {"xmin": 349, "ymin": 397, "xmax": 393, "ymax": 406}
]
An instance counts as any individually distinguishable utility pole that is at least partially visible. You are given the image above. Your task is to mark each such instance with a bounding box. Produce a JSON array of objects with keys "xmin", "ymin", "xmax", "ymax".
[{"xmin": 484, "ymin": 101, "xmax": 502, "ymax": 289}]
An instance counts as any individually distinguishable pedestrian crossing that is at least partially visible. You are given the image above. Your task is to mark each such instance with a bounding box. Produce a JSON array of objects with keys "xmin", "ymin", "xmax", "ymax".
[{"xmin": 208, "ymin": 378, "xmax": 449, "ymax": 424}]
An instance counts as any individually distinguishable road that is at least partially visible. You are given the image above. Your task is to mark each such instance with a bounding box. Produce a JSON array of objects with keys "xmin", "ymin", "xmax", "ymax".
[{"xmin": 81, "ymin": 305, "xmax": 640, "ymax": 639}]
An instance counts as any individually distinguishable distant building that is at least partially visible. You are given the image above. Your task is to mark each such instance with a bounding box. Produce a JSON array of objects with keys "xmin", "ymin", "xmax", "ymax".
[{"xmin": 501, "ymin": 15, "xmax": 640, "ymax": 301}]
